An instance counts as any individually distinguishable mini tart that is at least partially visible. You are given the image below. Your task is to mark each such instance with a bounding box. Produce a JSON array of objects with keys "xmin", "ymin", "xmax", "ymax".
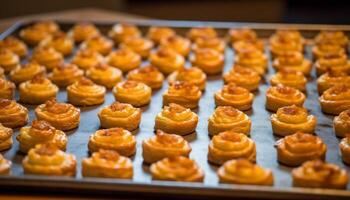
[
  {"xmin": 234, "ymin": 48, "xmax": 267, "ymax": 75},
  {"xmin": 80, "ymin": 35, "xmax": 114, "ymax": 55},
  {"xmin": 317, "ymin": 70, "xmax": 350, "ymax": 94},
  {"xmin": 48, "ymin": 63, "xmax": 84, "ymax": 87},
  {"xmin": 147, "ymin": 27, "xmax": 176, "ymax": 44},
  {"xmin": 163, "ymin": 81, "xmax": 202, "ymax": 109},
  {"xmin": 39, "ymin": 32, "xmax": 74, "ymax": 56},
  {"xmin": 98, "ymin": 102, "xmax": 141, "ymax": 131},
  {"xmin": 160, "ymin": 35, "xmax": 191, "ymax": 57},
  {"xmin": 10, "ymin": 62, "xmax": 46, "ymax": 84},
  {"xmin": 86, "ymin": 63, "xmax": 123, "ymax": 89},
  {"xmin": 168, "ymin": 67, "xmax": 207, "ymax": 91},
  {"xmin": 265, "ymin": 85, "xmax": 306, "ymax": 112},
  {"xmin": 67, "ymin": 77, "xmax": 106, "ymax": 106},
  {"xmin": 19, "ymin": 74, "xmax": 58, "ymax": 104},
  {"xmin": 0, "ymin": 123, "xmax": 13, "ymax": 151},
  {"xmin": 31, "ymin": 21, "xmax": 60, "ymax": 34},
  {"xmin": 271, "ymin": 105, "xmax": 317, "ymax": 136},
  {"xmin": 340, "ymin": 134, "xmax": 350, "ymax": 164},
  {"xmin": 82, "ymin": 149, "xmax": 133, "ymax": 179},
  {"xmin": 218, "ymin": 159, "xmax": 273, "ymax": 186},
  {"xmin": 214, "ymin": 83, "xmax": 254, "ymax": 110},
  {"xmin": 188, "ymin": 26, "xmax": 217, "ymax": 41},
  {"xmin": 112, "ymin": 80, "xmax": 152, "ymax": 107},
  {"xmin": 88, "ymin": 128, "xmax": 136, "ymax": 157},
  {"xmin": 150, "ymin": 156, "xmax": 204, "ymax": 182},
  {"xmin": 315, "ymin": 30, "xmax": 349, "ymax": 47},
  {"xmin": 30, "ymin": 46, "xmax": 64, "ymax": 71},
  {"xmin": 232, "ymin": 40, "xmax": 265, "ymax": 54},
  {"xmin": 334, "ymin": 109, "xmax": 350, "ymax": 137},
  {"xmin": 0, "ymin": 36, "xmax": 28, "ymax": 58},
  {"xmin": 269, "ymin": 30, "xmax": 304, "ymax": 57},
  {"xmin": 0, "ymin": 78, "xmax": 15, "ymax": 99},
  {"xmin": 0, "ymin": 99, "xmax": 28, "ymax": 128},
  {"xmin": 142, "ymin": 130, "xmax": 191, "ymax": 163},
  {"xmin": 312, "ymin": 42, "xmax": 345, "ymax": 60},
  {"xmin": 35, "ymin": 99, "xmax": 80, "ymax": 131},
  {"xmin": 155, "ymin": 103, "xmax": 198, "ymax": 135},
  {"xmin": 315, "ymin": 53, "xmax": 350, "ymax": 76},
  {"xmin": 120, "ymin": 36, "xmax": 154, "ymax": 59},
  {"xmin": 272, "ymin": 51, "xmax": 312, "ymax": 76},
  {"xmin": 106, "ymin": 48, "xmax": 141, "ymax": 73},
  {"xmin": 223, "ymin": 66, "xmax": 261, "ymax": 91},
  {"xmin": 0, "ymin": 154, "xmax": 11, "ymax": 175},
  {"xmin": 208, "ymin": 131, "xmax": 256, "ymax": 165},
  {"xmin": 16, "ymin": 120, "xmax": 67, "ymax": 153},
  {"xmin": 150, "ymin": 47, "xmax": 185, "ymax": 75},
  {"xmin": 19, "ymin": 26, "xmax": 51, "ymax": 46},
  {"xmin": 193, "ymin": 37, "xmax": 226, "ymax": 53},
  {"xmin": 22, "ymin": 143, "xmax": 76, "ymax": 176},
  {"xmin": 68, "ymin": 23, "xmax": 100, "ymax": 43},
  {"xmin": 270, "ymin": 69, "xmax": 307, "ymax": 92},
  {"xmin": 292, "ymin": 160, "xmax": 348, "ymax": 189},
  {"xmin": 319, "ymin": 85, "xmax": 350, "ymax": 115},
  {"xmin": 108, "ymin": 23, "xmax": 141, "ymax": 44},
  {"xmin": 0, "ymin": 48, "xmax": 20, "ymax": 72},
  {"xmin": 126, "ymin": 65, "xmax": 164, "ymax": 89},
  {"xmin": 208, "ymin": 106, "xmax": 251, "ymax": 136},
  {"xmin": 229, "ymin": 27, "xmax": 258, "ymax": 43},
  {"xmin": 190, "ymin": 48, "xmax": 225, "ymax": 75},
  {"xmin": 71, "ymin": 49, "xmax": 104, "ymax": 70}
]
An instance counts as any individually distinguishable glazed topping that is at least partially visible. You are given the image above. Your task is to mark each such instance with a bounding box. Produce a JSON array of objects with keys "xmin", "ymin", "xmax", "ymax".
[
  {"xmin": 151, "ymin": 130, "xmax": 186, "ymax": 147},
  {"xmin": 30, "ymin": 74, "xmax": 47, "ymax": 84},
  {"xmin": 34, "ymin": 143, "xmax": 58, "ymax": 156},
  {"xmin": 95, "ymin": 149, "xmax": 120, "ymax": 161},
  {"xmin": 230, "ymin": 28, "xmax": 258, "ymax": 41},
  {"xmin": 77, "ymin": 77, "xmax": 94, "ymax": 86},
  {"xmin": 277, "ymin": 51, "xmax": 304, "ymax": 65},
  {"xmin": 161, "ymin": 103, "xmax": 194, "ymax": 122},
  {"xmin": 276, "ymin": 105, "xmax": 308, "ymax": 124},
  {"xmin": 0, "ymin": 99, "xmax": 12, "ymax": 108},
  {"xmin": 168, "ymin": 81, "xmax": 201, "ymax": 96},
  {"xmin": 30, "ymin": 120, "xmax": 55, "ymax": 138},
  {"xmin": 109, "ymin": 102, "xmax": 129, "ymax": 112},
  {"xmin": 44, "ymin": 99, "xmax": 70, "ymax": 114}
]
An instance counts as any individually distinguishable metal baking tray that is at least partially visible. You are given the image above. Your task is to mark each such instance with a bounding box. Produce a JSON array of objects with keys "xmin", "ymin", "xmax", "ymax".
[{"xmin": 0, "ymin": 19, "xmax": 350, "ymax": 200}]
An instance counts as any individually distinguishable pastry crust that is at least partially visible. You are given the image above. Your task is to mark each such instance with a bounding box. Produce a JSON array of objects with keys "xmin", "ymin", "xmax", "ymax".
[
  {"xmin": 120, "ymin": 36, "xmax": 154, "ymax": 59},
  {"xmin": 0, "ymin": 123, "xmax": 13, "ymax": 151},
  {"xmin": 0, "ymin": 78, "xmax": 15, "ymax": 99},
  {"xmin": 68, "ymin": 23, "xmax": 100, "ymax": 43},
  {"xmin": 190, "ymin": 48, "xmax": 224, "ymax": 75},
  {"xmin": 0, "ymin": 154, "xmax": 11, "ymax": 175},
  {"xmin": 30, "ymin": 46, "xmax": 64, "ymax": 71},
  {"xmin": 340, "ymin": 134, "xmax": 350, "ymax": 165},
  {"xmin": 233, "ymin": 40, "xmax": 265, "ymax": 54},
  {"xmin": 10, "ymin": 62, "xmax": 46, "ymax": 84},
  {"xmin": 112, "ymin": 80, "xmax": 152, "ymax": 107},
  {"xmin": 223, "ymin": 66, "xmax": 261, "ymax": 91},
  {"xmin": 0, "ymin": 99, "xmax": 28, "ymax": 128},
  {"xmin": 269, "ymin": 30, "xmax": 304, "ymax": 57},
  {"xmin": 214, "ymin": 83, "xmax": 254, "ymax": 110},
  {"xmin": 234, "ymin": 48, "xmax": 267, "ymax": 75},
  {"xmin": 48, "ymin": 63, "xmax": 84, "ymax": 87},
  {"xmin": 229, "ymin": 27, "xmax": 258, "ymax": 43},
  {"xmin": 160, "ymin": 35, "xmax": 191, "ymax": 57},
  {"xmin": 0, "ymin": 36, "xmax": 28, "ymax": 58},
  {"xmin": 315, "ymin": 53, "xmax": 350, "ymax": 76},
  {"xmin": 39, "ymin": 32, "xmax": 74, "ymax": 56},
  {"xmin": 142, "ymin": 130, "xmax": 191, "ymax": 163},
  {"xmin": 312, "ymin": 42, "xmax": 345, "ymax": 60},
  {"xmin": 163, "ymin": 81, "xmax": 202, "ymax": 109},
  {"xmin": 80, "ymin": 35, "xmax": 113, "ymax": 56},
  {"xmin": 319, "ymin": 85, "xmax": 350, "ymax": 115},
  {"xmin": 147, "ymin": 27, "xmax": 176, "ymax": 44},
  {"xmin": 168, "ymin": 67, "xmax": 206, "ymax": 91},
  {"xmin": 272, "ymin": 51, "xmax": 312, "ymax": 76},
  {"xmin": 155, "ymin": 103, "xmax": 198, "ymax": 135},
  {"xmin": 108, "ymin": 23, "xmax": 141, "ymax": 44},
  {"xmin": 188, "ymin": 26, "xmax": 217, "ymax": 41},
  {"xmin": 0, "ymin": 48, "xmax": 20, "ymax": 73},
  {"xmin": 315, "ymin": 30, "xmax": 348, "ymax": 47},
  {"xmin": 150, "ymin": 47, "xmax": 185, "ymax": 75},
  {"xmin": 86, "ymin": 63, "xmax": 123, "ymax": 89},
  {"xmin": 270, "ymin": 69, "xmax": 307, "ymax": 92},
  {"xmin": 193, "ymin": 37, "xmax": 226, "ymax": 53},
  {"xmin": 334, "ymin": 109, "xmax": 350, "ymax": 138},
  {"xmin": 126, "ymin": 65, "xmax": 164, "ymax": 89},
  {"xmin": 265, "ymin": 85, "xmax": 305, "ymax": 112},
  {"xmin": 317, "ymin": 70, "xmax": 350, "ymax": 94},
  {"xmin": 106, "ymin": 48, "xmax": 141, "ymax": 73}
]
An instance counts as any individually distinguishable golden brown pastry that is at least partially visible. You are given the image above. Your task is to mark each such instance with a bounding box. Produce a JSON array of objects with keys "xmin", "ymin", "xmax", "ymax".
[
  {"xmin": 208, "ymin": 106, "xmax": 251, "ymax": 136},
  {"xmin": 35, "ymin": 99, "xmax": 80, "ymax": 131},
  {"xmin": 39, "ymin": 32, "xmax": 74, "ymax": 56},
  {"xmin": 10, "ymin": 62, "xmax": 46, "ymax": 84},
  {"xmin": 160, "ymin": 35, "xmax": 191, "ymax": 57},
  {"xmin": 16, "ymin": 120, "xmax": 67, "ymax": 153},
  {"xmin": 22, "ymin": 143, "xmax": 76, "ymax": 176},
  {"xmin": 48, "ymin": 63, "xmax": 84, "ymax": 87},
  {"xmin": 340, "ymin": 134, "xmax": 350, "ymax": 164},
  {"xmin": 150, "ymin": 47, "xmax": 185, "ymax": 75},
  {"xmin": 232, "ymin": 40, "xmax": 265, "ymax": 54},
  {"xmin": 68, "ymin": 23, "xmax": 100, "ymax": 43},
  {"xmin": 188, "ymin": 26, "xmax": 217, "ymax": 41},
  {"xmin": 108, "ymin": 23, "xmax": 141, "ymax": 44},
  {"xmin": 269, "ymin": 30, "xmax": 304, "ymax": 57},
  {"xmin": 0, "ymin": 68, "xmax": 3, "ymax": 78},
  {"xmin": 80, "ymin": 35, "xmax": 114, "ymax": 56},
  {"xmin": 98, "ymin": 101, "xmax": 141, "ymax": 131},
  {"xmin": 112, "ymin": 80, "xmax": 152, "ymax": 107},
  {"xmin": 272, "ymin": 51, "xmax": 312, "ymax": 76},
  {"xmin": 190, "ymin": 48, "xmax": 224, "ymax": 75},
  {"xmin": 270, "ymin": 69, "xmax": 307, "ymax": 92},
  {"xmin": 147, "ymin": 27, "xmax": 176, "ymax": 44},
  {"xmin": 319, "ymin": 85, "xmax": 350, "ymax": 115},
  {"xmin": 168, "ymin": 67, "xmax": 206, "ymax": 91},
  {"xmin": 0, "ymin": 153, "xmax": 11, "ymax": 175},
  {"xmin": 0, "ymin": 123, "xmax": 13, "ymax": 151},
  {"xmin": 208, "ymin": 131, "xmax": 256, "ymax": 165},
  {"xmin": 150, "ymin": 156, "xmax": 204, "ymax": 182},
  {"xmin": 155, "ymin": 103, "xmax": 198, "ymax": 135},
  {"xmin": 82, "ymin": 149, "xmax": 133, "ymax": 179},
  {"xmin": 312, "ymin": 42, "xmax": 345, "ymax": 60},
  {"xmin": 317, "ymin": 70, "xmax": 350, "ymax": 94},
  {"xmin": 215, "ymin": 83, "xmax": 254, "ymax": 110},
  {"xmin": 31, "ymin": 21, "xmax": 60, "ymax": 34},
  {"xmin": 229, "ymin": 27, "xmax": 258, "ymax": 43},
  {"xmin": 120, "ymin": 36, "xmax": 154, "ymax": 59},
  {"xmin": 106, "ymin": 48, "xmax": 141, "ymax": 73},
  {"xmin": 142, "ymin": 130, "xmax": 191, "ymax": 163},
  {"xmin": 30, "ymin": 46, "xmax": 64, "ymax": 71},
  {"xmin": 88, "ymin": 128, "xmax": 136, "ymax": 156},
  {"xmin": 71, "ymin": 49, "xmax": 104, "ymax": 70},
  {"xmin": 334, "ymin": 109, "xmax": 350, "ymax": 138},
  {"xmin": 292, "ymin": 160, "xmax": 348, "ymax": 189},
  {"xmin": 0, "ymin": 78, "xmax": 15, "ymax": 99},
  {"xmin": 193, "ymin": 37, "xmax": 226, "ymax": 53},
  {"xmin": 126, "ymin": 65, "xmax": 164, "ymax": 89},
  {"xmin": 86, "ymin": 63, "xmax": 123, "ymax": 89},
  {"xmin": 0, "ymin": 36, "xmax": 28, "ymax": 58},
  {"xmin": 315, "ymin": 30, "xmax": 348, "ymax": 48},
  {"xmin": 0, "ymin": 48, "xmax": 20, "ymax": 72},
  {"xmin": 163, "ymin": 81, "xmax": 201, "ymax": 109},
  {"xmin": 223, "ymin": 66, "xmax": 261, "ymax": 91},
  {"xmin": 265, "ymin": 85, "xmax": 306, "ymax": 112},
  {"xmin": 234, "ymin": 48, "xmax": 267, "ymax": 75},
  {"xmin": 19, "ymin": 21, "xmax": 59, "ymax": 46},
  {"xmin": 0, "ymin": 99, "xmax": 28, "ymax": 128},
  {"xmin": 218, "ymin": 159, "xmax": 273, "ymax": 186}
]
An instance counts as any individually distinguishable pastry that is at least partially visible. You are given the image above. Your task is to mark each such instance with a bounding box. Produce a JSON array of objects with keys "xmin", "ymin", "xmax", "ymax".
[
  {"xmin": 315, "ymin": 53, "xmax": 350, "ymax": 76},
  {"xmin": 0, "ymin": 99, "xmax": 28, "ymax": 128},
  {"xmin": 214, "ymin": 83, "xmax": 254, "ymax": 110},
  {"xmin": 108, "ymin": 23, "xmax": 141, "ymax": 44},
  {"xmin": 319, "ymin": 85, "xmax": 350, "ymax": 115},
  {"xmin": 35, "ymin": 99, "xmax": 80, "ymax": 131},
  {"xmin": 142, "ymin": 130, "xmax": 191, "ymax": 163},
  {"xmin": 218, "ymin": 159, "xmax": 273, "ymax": 186},
  {"xmin": 292, "ymin": 160, "xmax": 348, "ymax": 189},
  {"xmin": 82, "ymin": 149, "xmax": 133, "ymax": 179},
  {"xmin": 48, "ymin": 63, "xmax": 84, "ymax": 87},
  {"xmin": 160, "ymin": 35, "xmax": 191, "ymax": 57},
  {"xmin": 272, "ymin": 51, "xmax": 312, "ymax": 76},
  {"xmin": 30, "ymin": 46, "xmax": 64, "ymax": 71},
  {"xmin": 112, "ymin": 80, "xmax": 152, "ymax": 107},
  {"xmin": 39, "ymin": 32, "xmax": 74, "ymax": 56},
  {"xmin": 340, "ymin": 134, "xmax": 350, "ymax": 164},
  {"xmin": 0, "ymin": 123, "xmax": 13, "ymax": 151},
  {"xmin": 19, "ymin": 24, "xmax": 53, "ymax": 46},
  {"xmin": 106, "ymin": 48, "xmax": 141, "ymax": 73},
  {"xmin": 68, "ymin": 23, "xmax": 100, "ymax": 43},
  {"xmin": 147, "ymin": 27, "xmax": 176, "ymax": 44},
  {"xmin": 80, "ymin": 35, "xmax": 114, "ymax": 55},
  {"xmin": 0, "ymin": 78, "xmax": 15, "ymax": 99},
  {"xmin": 0, "ymin": 154, "xmax": 11, "ymax": 175},
  {"xmin": 0, "ymin": 36, "xmax": 28, "ymax": 58},
  {"xmin": 193, "ymin": 36, "xmax": 226, "ymax": 53},
  {"xmin": 208, "ymin": 106, "xmax": 251, "ymax": 136},
  {"xmin": 315, "ymin": 30, "xmax": 348, "ymax": 47},
  {"xmin": 234, "ymin": 48, "xmax": 267, "ymax": 75},
  {"xmin": 229, "ymin": 27, "xmax": 258, "ymax": 42},
  {"xmin": 88, "ymin": 128, "xmax": 136, "ymax": 156},
  {"xmin": 188, "ymin": 26, "xmax": 217, "ymax": 41},
  {"xmin": 86, "ymin": 63, "xmax": 123, "ymax": 89},
  {"xmin": 120, "ymin": 36, "xmax": 154, "ymax": 59},
  {"xmin": 223, "ymin": 66, "xmax": 261, "ymax": 91},
  {"xmin": 163, "ymin": 81, "xmax": 202, "ymax": 109},
  {"xmin": 150, "ymin": 47, "xmax": 185, "ymax": 75},
  {"xmin": 155, "ymin": 103, "xmax": 198, "ymax": 135},
  {"xmin": 31, "ymin": 21, "xmax": 60, "ymax": 34},
  {"xmin": 190, "ymin": 48, "xmax": 224, "ymax": 75},
  {"xmin": 208, "ymin": 130, "xmax": 256, "ymax": 165},
  {"xmin": 317, "ymin": 70, "xmax": 350, "ymax": 94},
  {"xmin": 269, "ymin": 30, "xmax": 304, "ymax": 57},
  {"xmin": 232, "ymin": 40, "xmax": 265, "ymax": 54},
  {"xmin": 168, "ymin": 67, "xmax": 206, "ymax": 91},
  {"xmin": 10, "ymin": 62, "xmax": 46, "ymax": 84},
  {"xmin": 0, "ymin": 48, "xmax": 19, "ymax": 72},
  {"xmin": 126, "ymin": 65, "xmax": 164, "ymax": 89},
  {"xmin": 265, "ymin": 85, "xmax": 305, "ymax": 112},
  {"xmin": 270, "ymin": 69, "xmax": 307, "ymax": 92},
  {"xmin": 0, "ymin": 68, "xmax": 3, "ymax": 78},
  {"xmin": 71, "ymin": 49, "xmax": 104, "ymax": 70},
  {"xmin": 334, "ymin": 109, "xmax": 350, "ymax": 137},
  {"xmin": 98, "ymin": 101, "xmax": 141, "ymax": 131},
  {"xmin": 150, "ymin": 156, "xmax": 204, "ymax": 182},
  {"xmin": 312, "ymin": 42, "xmax": 345, "ymax": 60}
]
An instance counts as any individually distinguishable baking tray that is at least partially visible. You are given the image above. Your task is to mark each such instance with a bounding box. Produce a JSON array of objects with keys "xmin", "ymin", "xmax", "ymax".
[{"xmin": 0, "ymin": 19, "xmax": 350, "ymax": 200}]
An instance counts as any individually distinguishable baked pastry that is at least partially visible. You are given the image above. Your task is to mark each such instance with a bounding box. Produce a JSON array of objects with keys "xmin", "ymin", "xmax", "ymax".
[
  {"xmin": 68, "ymin": 23, "xmax": 100, "ymax": 43},
  {"xmin": 190, "ymin": 48, "xmax": 224, "ymax": 75},
  {"xmin": 229, "ymin": 27, "xmax": 258, "ymax": 43},
  {"xmin": 16, "ymin": 120, "xmax": 67, "ymax": 153},
  {"xmin": 188, "ymin": 26, "xmax": 217, "ymax": 41},
  {"xmin": 82, "ymin": 149, "xmax": 133, "ymax": 179},
  {"xmin": 334, "ymin": 109, "xmax": 350, "ymax": 138},
  {"xmin": 0, "ymin": 48, "xmax": 20, "ymax": 72},
  {"xmin": 270, "ymin": 69, "xmax": 307, "ymax": 92},
  {"xmin": 265, "ymin": 85, "xmax": 305, "ymax": 112},
  {"xmin": 234, "ymin": 48, "xmax": 267, "ymax": 75},
  {"xmin": 88, "ymin": 128, "xmax": 136, "ymax": 156},
  {"xmin": 112, "ymin": 80, "xmax": 152, "ymax": 107},
  {"xmin": 317, "ymin": 70, "xmax": 350, "ymax": 94},
  {"xmin": 142, "ymin": 130, "xmax": 191, "ymax": 163},
  {"xmin": 0, "ymin": 78, "xmax": 15, "ymax": 99},
  {"xmin": 80, "ymin": 35, "xmax": 114, "ymax": 55},
  {"xmin": 0, "ymin": 36, "xmax": 28, "ymax": 58},
  {"xmin": 71, "ymin": 49, "xmax": 104, "ymax": 70},
  {"xmin": 0, "ymin": 68, "xmax": 3, "ymax": 78},
  {"xmin": 269, "ymin": 30, "xmax": 304, "ymax": 57},
  {"xmin": 30, "ymin": 46, "xmax": 64, "ymax": 71},
  {"xmin": 0, "ymin": 154, "xmax": 11, "ymax": 175},
  {"xmin": 19, "ymin": 21, "xmax": 58, "ymax": 46},
  {"xmin": 232, "ymin": 40, "xmax": 265, "ymax": 54},
  {"xmin": 22, "ymin": 143, "xmax": 76, "ymax": 176},
  {"xmin": 163, "ymin": 81, "xmax": 202, "ymax": 109},
  {"xmin": 120, "ymin": 36, "xmax": 154, "ymax": 59},
  {"xmin": 208, "ymin": 130, "xmax": 256, "ymax": 165},
  {"xmin": 218, "ymin": 159, "xmax": 273, "ymax": 186},
  {"xmin": 208, "ymin": 106, "xmax": 251, "ymax": 136},
  {"xmin": 315, "ymin": 53, "xmax": 350, "ymax": 76},
  {"xmin": 312, "ymin": 42, "xmax": 345, "ymax": 60},
  {"xmin": 67, "ymin": 77, "xmax": 106, "ymax": 106},
  {"xmin": 10, "ymin": 62, "xmax": 46, "ymax": 84},
  {"xmin": 147, "ymin": 27, "xmax": 176, "ymax": 44},
  {"xmin": 150, "ymin": 156, "xmax": 204, "ymax": 182},
  {"xmin": 215, "ymin": 83, "xmax": 254, "ymax": 110},
  {"xmin": 35, "ymin": 99, "xmax": 80, "ymax": 131},
  {"xmin": 48, "ymin": 63, "xmax": 84, "ymax": 87},
  {"xmin": 98, "ymin": 101, "xmax": 141, "ymax": 131},
  {"xmin": 340, "ymin": 134, "xmax": 350, "ymax": 164},
  {"xmin": 155, "ymin": 103, "xmax": 198, "ymax": 135},
  {"xmin": 150, "ymin": 47, "xmax": 185, "ymax": 75},
  {"xmin": 292, "ymin": 160, "xmax": 348, "ymax": 189},
  {"xmin": 223, "ymin": 66, "xmax": 261, "ymax": 91},
  {"xmin": 315, "ymin": 30, "xmax": 349, "ymax": 47},
  {"xmin": 86, "ymin": 63, "xmax": 123, "ymax": 89},
  {"xmin": 271, "ymin": 105, "xmax": 317, "ymax": 136},
  {"xmin": 193, "ymin": 37, "xmax": 226, "ymax": 53},
  {"xmin": 160, "ymin": 35, "xmax": 191, "ymax": 57},
  {"xmin": 319, "ymin": 85, "xmax": 350, "ymax": 115},
  {"xmin": 19, "ymin": 74, "xmax": 58, "ymax": 104},
  {"xmin": 0, "ymin": 99, "xmax": 28, "ymax": 128},
  {"xmin": 126, "ymin": 65, "xmax": 164, "ymax": 89},
  {"xmin": 272, "ymin": 51, "xmax": 312, "ymax": 76},
  {"xmin": 108, "ymin": 23, "xmax": 141, "ymax": 44},
  {"xmin": 0, "ymin": 123, "xmax": 13, "ymax": 151},
  {"xmin": 106, "ymin": 48, "xmax": 141, "ymax": 73},
  {"xmin": 168, "ymin": 67, "xmax": 206, "ymax": 91},
  {"xmin": 39, "ymin": 32, "xmax": 74, "ymax": 56}
]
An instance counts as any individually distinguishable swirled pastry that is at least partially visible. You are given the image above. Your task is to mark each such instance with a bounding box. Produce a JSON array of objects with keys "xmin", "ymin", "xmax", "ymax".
[
  {"xmin": 71, "ymin": 49, "xmax": 104, "ymax": 70},
  {"xmin": 106, "ymin": 48, "xmax": 141, "ymax": 73},
  {"xmin": 269, "ymin": 30, "xmax": 304, "ymax": 57},
  {"xmin": 208, "ymin": 106, "xmax": 251, "ymax": 136},
  {"xmin": 292, "ymin": 160, "xmax": 348, "ymax": 189},
  {"xmin": 30, "ymin": 46, "xmax": 64, "ymax": 71},
  {"xmin": 315, "ymin": 53, "xmax": 350, "ymax": 76},
  {"xmin": 190, "ymin": 48, "xmax": 224, "ymax": 75},
  {"xmin": 10, "ymin": 62, "xmax": 46, "ymax": 84},
  {"xmin": 317, "ymin": 70, "xmax": 350, "ymax": 94},
  {"xmin": 215, "ymin": 83, "xmax": 254, "ymax": 110},
  {"xmin": 223, "ymin": 66, "xmax": 261, "ymax": 91},
  {"xmin": 234, "ymin": 48, "xmax": 267, "ymax": 75},
  {"xmin": 0, "ymin": 48, "xmax": 19, "ymax": 72},
  {"xmin": 270, "ymin": 69, "xmax": 307, "ymax": 92},
  {"xmin": 160, "ymin": 35, "xmax": 191, "ymax": 57},
  {"xmin": 82, "ymin": 149, "xmax": 133, "ymax": 179},
  {"xmin": 0, "ymin": 123, "xmax": 13, "ymax": 151},
  {"xmin": 334, "ymin": 109, "xmax": 350, "ymax": 138},
  {"xmin": 193, "ymin": 37, "xmax": 226, "ymax": 53},
  {"xmin": 35, "ymin": 99, "xmax": 80, "ymax": 131},
  {"xmin": 312, "ymin": 42, "xmax": 345, "ymax": 60},
  {"xmin": 98, "ymin": 102, "xmax": 141, "ymax": 131},
  {"xmin": 126, "ymin": 65, "xmax": 164, "ymax": 89},
  {"xmin": 315, "ymin": 30, "xmax": 348, "ymax": 47},
  {"xmin": 229, "ymin": 27, "xmax": 258, "ymax": 43},
  {"xmin": 68, "ymin": 23, "xmax": 100, "ymax": 43},
  {"xmin": 150, "ymin": 47, "xmax": 185, "ymax": 75},
  {"xmin": 272, "ymin": 51, "xmax": 312, "ymax": 76},
  {"xmin": 16, "ymin": 120, "xmax": 67, "ymax": 153},
  {"xmin": 142, "ymin": 130, "xmax": 191, "ymax": 163},
  {"xmin": 208, "ymin": 131, "xmax": 256, "ymax": 165},
  {"xmin": 147, "ymin": 27, "xmax": 175, "ymax": 44},
  {"xmin": 80, "ymin": 35, "xmax": 113, "ymax": 55},
  {"xmin": 0, "ymin": 78, "xmax": 15, "ymax": 99},
  {"xmin": 233, "ymin": 40, "xmax": 265, "ymax": 54},
  {"xmin": 48, "ymin": 63, "xmax": 84, "ymax": 87},
  {"xmin": 163, "ymin": 81, "xmax": 201, "ymax": 109},
  {"xmin": 19, "ymin": 22, "xmax": 58, "ymax": 46},
  {"xmin": 86, "ymin": 63, "xmax": 123, "ymax": 89},
  {"xmin": 39, "ymin": 32, "xmax": 74, "ymax": 56},
  {"xmin": 120, "ymin": 36, "xmax": 154, "ymax": 59},
  {"xmin": 88, "ymin": 128, "xmax": 136, "ymax": 156},
  {"xmin": 168, "ymin": 67, "xmax": 206, "ymax": 91},
  {"xmin": 265, "ymin": 85, "xmax": 305, "ymax": 112},
  {"xmin": 155, "ymin": 103, "xmax": 198, "ymax": 135},
  {"xmin": 22, "ymin": 143, "xmax": 76, "ymax": 176},
  {"xmin": 0, "ymin": 99, "xmax": 28, "ymax": 128},
  {"xmin": 108, "ymin": 23, "xmax": 141, "ymax": 44},
  {"xmin": 188, "ymin": 26, "xmax": 217, "ymax": 41},
  {"xmin": 218, "ymin": 159, "xmax": 273, "ymax": 185},
  {"xmin": 67, "ymin": 77, "xmax": 106, "ymax": 106},
  {"xmin": 340, "ymin": 134, "xmax": 350, "ymax": 164},
  {"xmin": 0, "ymin": 154, "xmax": 11, "ymax": 175},
  {"xmin": 112, "ymin": 80, "xmax": 151, "ymax": 107},
  {"xmin": 319, "ymin": 85, "xmax": 350, "ymax": 115},
  {"xmin": 150, "ymin": 156, "xmax": 204, "ymax": 182},
  {"xmin": 0, "ymin": 36, "xmax": 28, "ymax": 58}
]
